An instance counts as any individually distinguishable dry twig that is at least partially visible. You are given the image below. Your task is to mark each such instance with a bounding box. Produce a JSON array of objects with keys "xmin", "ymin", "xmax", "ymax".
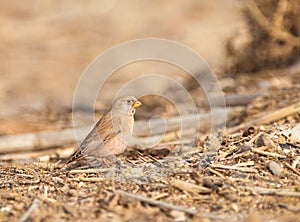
[
  {"xmin": 69, "ymin": 168, "xmax": 114, "ymax": 174},
  {"xmin": 239, "ymin": 186, "xmax": 300, "ymax": 197},
  {"xmin": 226, "ymin": 102, "xmax": 300, "ymax": 133},
  {"xmin": 76, "ymin": 177, "xmax": 106, "ymax": 182},
  {"xmin": 19, "ymin": 198, "xmax": 40, "ymax": 222},
  {"xmin": 208, "ymin": 168, "xmax": 226, "ymax": 178},
  {"xmin": 247, "ymin": 0, "xmax": 300, "ymax": 46},
  {"xmin": 251, "ymin": 147, "xmax": 286, "ymax": 158},
  {"xmin": 115, "ymin": 190, "xmax": 197, "ymax": 215},
  {"xmin": 0, "ymin": 108, "xmax": 240, "ymax": 153},
  {"xmin": 284, "ymin": 162, "xmax": 300, "ymax": 176},
  {"xmin": 200, "ymin": 92, "xmax": 262, "ymax": 107},
  {"xmin": 210, "ymin": 164, "xmax": 258, "ymax": 173},
  {"xmin": 170, "ymin": 179, "xmax": 212, "ymax": 194}
]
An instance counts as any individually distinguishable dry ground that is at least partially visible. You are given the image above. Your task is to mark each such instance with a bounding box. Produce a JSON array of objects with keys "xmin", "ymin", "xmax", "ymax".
[{"xmin": 1, "ymin": 68, "xmax": 300, "ymax": 222}]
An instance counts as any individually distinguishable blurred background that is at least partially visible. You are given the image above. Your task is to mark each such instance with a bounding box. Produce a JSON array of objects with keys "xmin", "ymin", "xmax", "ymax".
[{"xmin": 0, "ymin": 0, "xmax": 299, "ymax": 134}]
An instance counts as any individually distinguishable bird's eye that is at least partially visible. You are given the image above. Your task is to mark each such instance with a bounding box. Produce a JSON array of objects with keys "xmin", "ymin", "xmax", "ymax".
[{"xmin": 126, "ymin": 99, "xmax": 131, "ymax": 104}]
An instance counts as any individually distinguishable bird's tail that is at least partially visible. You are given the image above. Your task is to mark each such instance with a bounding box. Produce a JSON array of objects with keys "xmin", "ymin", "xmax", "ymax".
[{"xmin": 59, "ymin": 147, "xmax": 85, "ymax": 170}]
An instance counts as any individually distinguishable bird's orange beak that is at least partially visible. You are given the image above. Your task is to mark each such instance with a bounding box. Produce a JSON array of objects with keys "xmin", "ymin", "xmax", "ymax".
[{"xmin": 133, "ymin": 100, "xmax": 142, "ymax": 108}]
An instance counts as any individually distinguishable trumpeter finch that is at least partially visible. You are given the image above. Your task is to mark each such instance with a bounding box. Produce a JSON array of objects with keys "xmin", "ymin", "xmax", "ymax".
[{"xmin": 66, "ymin": 96, "xmax": 142, "ymax": 166}]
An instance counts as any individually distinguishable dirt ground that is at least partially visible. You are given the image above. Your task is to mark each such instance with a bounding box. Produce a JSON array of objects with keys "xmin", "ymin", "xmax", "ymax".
[
  {"xmin": 0, "ymin": 1, "xmax": 300, "ymax": 222},
  {"xmin": 1, "ymin": 68, "xmax": 300, "ymax": 222}
]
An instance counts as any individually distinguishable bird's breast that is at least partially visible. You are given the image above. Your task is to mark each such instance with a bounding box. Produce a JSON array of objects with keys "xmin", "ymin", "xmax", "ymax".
[
  {"xmin": 127, "ymin": 115, "xmax": 134, "ymax": 133},
  {"xmin": 104, "ymin": 136, "xmax": 128, "ymax": 155}
]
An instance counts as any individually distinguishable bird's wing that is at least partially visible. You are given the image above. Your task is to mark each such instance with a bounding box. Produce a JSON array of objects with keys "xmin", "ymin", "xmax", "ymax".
[{"xmin": 66, "ymin": 110, "xmax": 121, "ymax": 164}]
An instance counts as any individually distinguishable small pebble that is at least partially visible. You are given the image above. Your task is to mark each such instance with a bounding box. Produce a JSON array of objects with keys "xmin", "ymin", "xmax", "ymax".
[
  {"xmin": 52, "ymin": 177, "xmax": 64, "ymax": 185},
  {"xmin": 203, "ymin": 135, "xmax": 221, "ymax": 152},
  {"xmin": 268, "ymin": 161, "xmax": 282, "ymax": 175},
  {"xmin": 261, "ymin": 134, "xmax": 277, "ymax": 149},
  {"xmin": 291, "ymin": 123, "xmax": 300, "ymax": 143},
  {"xmin": 231, "ymin": 203, "xmax": 239, "ymax": 212},
  {"xmin": 68, "ymin": 189, "xmax": 77, "ymax": 196},
  {"xmin": 170, "ymin": 210, "xmax": 187, "ymax": 222},
  {"xmin": 257, "ymin": 133, "xmax": 279, "ymax": 150}
]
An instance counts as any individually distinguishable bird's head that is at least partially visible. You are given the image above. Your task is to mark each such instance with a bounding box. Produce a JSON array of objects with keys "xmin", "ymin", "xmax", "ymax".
[{"xmin": 112, "ymin": 96, "xmax": 142, "ymax": 116}]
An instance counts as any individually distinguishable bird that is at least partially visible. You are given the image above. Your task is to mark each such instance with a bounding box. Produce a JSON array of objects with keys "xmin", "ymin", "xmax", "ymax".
[{"xmin": 65, "ymin": 96, "xmax": 142, "ymax": 167}]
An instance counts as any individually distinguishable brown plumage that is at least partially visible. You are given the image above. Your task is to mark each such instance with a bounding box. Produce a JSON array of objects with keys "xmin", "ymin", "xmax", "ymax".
[{"xmin": 65, "ymin": 96, "xmax": 142, "ymax": 166}]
